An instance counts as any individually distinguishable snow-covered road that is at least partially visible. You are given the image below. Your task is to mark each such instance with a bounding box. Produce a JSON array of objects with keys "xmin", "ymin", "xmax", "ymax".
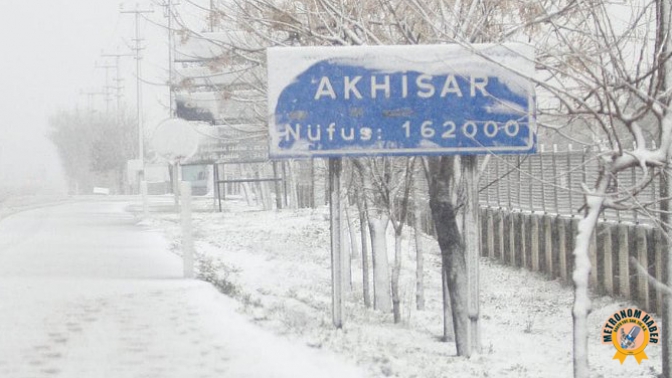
[{"xmin": 0, "ymin": 200, "xmax": 363, "ymax": 378}]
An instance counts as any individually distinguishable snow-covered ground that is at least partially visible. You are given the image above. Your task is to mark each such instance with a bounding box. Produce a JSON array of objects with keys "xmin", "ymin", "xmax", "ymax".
[
  {"xmin": 0, "ymin": 200, "xmax": 365, "ymax": 378},
  {"xmin": 144, "ymin": 197, "xmax": 663, "ymax": 378}
]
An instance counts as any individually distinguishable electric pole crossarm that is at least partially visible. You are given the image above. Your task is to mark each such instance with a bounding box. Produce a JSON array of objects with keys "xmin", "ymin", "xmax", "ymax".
[
  {"xmin": 95, "ymin": 63, "xmax": 116, "ymax": 113},
  {"xmin": 101, "ymin": 52, "xmax": 135, "ymax": 117}
]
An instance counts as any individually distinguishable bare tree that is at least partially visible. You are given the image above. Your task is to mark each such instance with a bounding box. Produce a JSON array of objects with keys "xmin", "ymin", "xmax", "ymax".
[
  {"xmin": 354, "ymin": 183, "xmax": 372, "ymax": 308},
  {"xmin": 49, "ymin": 107, "xmax": 137, "ymax": 194},
  {"xmin": 354, "ymin": 159, "xmax": 393, "ymax": 313},
  {"xmin": 368, "ymin": 157, "xmax": 415, "ymax": 323},
  {"xmin": 413, "ymin": 160, "xmax": 427, "ymax": 311},
  {"xmin": 181, "ymin": 0, "xmax": 672, "ymax": 372}
]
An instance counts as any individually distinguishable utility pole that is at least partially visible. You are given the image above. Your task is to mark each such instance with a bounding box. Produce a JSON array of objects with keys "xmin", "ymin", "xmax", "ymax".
[
  {"xmin": 95, "ymin": 62, "xmax": 115, "ymax": 114},
  {"xmin": 101, "ymin": 51, "xmax": 135, "ymax": 119},
  {"xmin": 121, "ymin": 4, "xmax": 154, "ymax": 183},
  {"xmin": 210, "ymin": 0, "xmax": 216, "ymax": 32},
  {"xmin": 159, "ymin": 0, "xmax": 179, "ymax": 208},
  {"xmin": 159, "ymin": 0, "xmax": 177, "ymax": 117}
]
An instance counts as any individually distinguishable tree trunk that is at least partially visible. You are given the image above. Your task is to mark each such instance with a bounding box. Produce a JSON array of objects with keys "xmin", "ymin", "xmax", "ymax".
[
  {"xmin": 430, "ymin": 193, "xmax": 469, "ymax": 356},
  {"xmin": 285, "ymin": 161, "xmax": 299, "ymax": 208},
  {"xmin": 356, "ymin": 192, "xmax": 371, "ymax": 308},
  {"xmin": 345, "ymin": 205, "xmax": 360, "ymax": 260},
  {"xmin": 392, "ymin": 228, "xmax": 403, "ymax": 323},
  {"xmin": 442, "ymin": 268, "xmax": 453, "ymax": 341},
  {"xmin": 572, "ymin": 194, "xmax": 603, "ymax": 378},
  {"xmin": 414, "ymin": 187, "xmax": 425, "ymax": 311},
  {"xmin": 369, "ymin": 213, "xmax": 392, "ymax": 313},
  {"xmin": 342, "ymin": 202, "xmax": 352, "ymax": 291},
  {"xmin": 329, "ymin": 158, "xmax": 344, "ymax": 328},
  {"xmin": 428, "ymin": 156, "xmax": 470, "ymax": 355},
  {"xmin": 241, "ymin": 181, "xmax": 253, "ymax": 206},
  {"xmin": 244, "ymin": 166, "xmax": 258, "ymax": 206}
]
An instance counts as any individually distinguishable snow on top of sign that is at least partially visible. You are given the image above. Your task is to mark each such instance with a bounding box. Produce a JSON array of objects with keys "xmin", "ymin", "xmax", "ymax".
[
  {"xmin": 151, "ymin": 119, "xmax": 202, "ymax": 163},
  {"xmin": 266, "ymin": 43, "xmax": 536, "ymax": 157},
  {"xmin": 267, "ymin": 43, "xmax": 535, "ymax": 114}
]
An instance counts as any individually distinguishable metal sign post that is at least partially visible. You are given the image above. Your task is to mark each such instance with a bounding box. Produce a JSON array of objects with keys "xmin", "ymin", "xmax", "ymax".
[
  {"xmin": 463, "ymin": 155, "xmax": 481, "ymax": 354},
  {"xmin": 173, "ymin": 162, "xmax": 181, "ymax": 212},
  {"xmin": 181, "ymin": 181, "xmax": 194, "ymax": 278},
  {"xmin": 140, "ymin": 180, "xmax": 149, "ymax": 219},
  {"xmin": 329, "ymin": 158, "xmax": 344, "ymax": 328}
]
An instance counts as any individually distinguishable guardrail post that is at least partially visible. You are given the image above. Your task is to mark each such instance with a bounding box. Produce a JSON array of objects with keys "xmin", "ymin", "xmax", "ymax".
[
  {"xmin": 487, "ymin": 209, "xmax": 495, "ymax": 259},
  {"xmin": 601, "ymin": 224, "xmax": 614, "ymax": 295},
  {"xmin": 636, "ymin": 227, "xmax": 649, "ymax": 310},
  {"xmin": 497, "ymin": 210, "xmax": 505, "ymax": 262},
  {"xmin": 545, "ymin": 216, "xmax": 553, "ymax": 277},
  {"xmin": 655, "ymin": 229, "xmax": 664, "ymax": 313},
  {"xmin": 509, "ymin": 212, "xmax": 516, "ymax": 266},
  {"xmin": 557, "ymin": 217, "xmax": 568, "ymax": 282},
  {"xmin": 567, "ymin": 145, "xmax": 573, "ymax": 214},
  {"xmin": 539, "ymin": 144, "xmax": 547, "ymax": 214},
  {"xmin": 531, "ymin": 214, "xmax": 540, "ymax": 272},
  {"xmin": 522, "ymin": 213, "xmax": 529, "ymax": 268},
  {"xmin": 618, "ymin": 224, "xmax": 630, "ymax": 297},
  {"xmin": 552, "ymin": 145, "xmax": 559, "ymax": 214}
]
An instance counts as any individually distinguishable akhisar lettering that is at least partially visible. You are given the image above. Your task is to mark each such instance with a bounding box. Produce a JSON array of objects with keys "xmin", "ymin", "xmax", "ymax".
[{"xmin": 314, "ymin": 74, "xmax": 489, "ymax": 100}]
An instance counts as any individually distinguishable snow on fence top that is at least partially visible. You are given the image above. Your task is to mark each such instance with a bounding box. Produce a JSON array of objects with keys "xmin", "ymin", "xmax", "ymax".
[{"xmin": 267, "ymin": 43, "xmax": 537, "ymax": 158}]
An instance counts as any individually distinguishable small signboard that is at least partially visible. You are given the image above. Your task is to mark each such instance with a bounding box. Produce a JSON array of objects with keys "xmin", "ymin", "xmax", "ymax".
[
  {"xmin": 182, "ymin": 125, "xmax": 268, "ymax": 165},
  {"xmin": 267, "ymin": 43, "xmax": 536, "ymax": 158},
  {"xmin": 151, "ymin": 118, "xmax": 201, "ymax": 163}
]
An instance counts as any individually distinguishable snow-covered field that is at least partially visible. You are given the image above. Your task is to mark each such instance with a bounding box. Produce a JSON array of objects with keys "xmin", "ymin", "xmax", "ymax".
[{"xmin": 143, "ymin": 197, "xmax": 662, "ymax": 378}]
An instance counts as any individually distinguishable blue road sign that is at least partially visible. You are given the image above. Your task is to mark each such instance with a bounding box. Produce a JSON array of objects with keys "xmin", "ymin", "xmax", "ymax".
[{"xmin": 267, "ymin": 44, "xmax": 536, "ymax": 158}]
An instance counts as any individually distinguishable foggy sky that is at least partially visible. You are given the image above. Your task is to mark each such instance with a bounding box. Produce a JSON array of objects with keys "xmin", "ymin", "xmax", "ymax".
[
  {"xmin": 0, "ymin": 1, "xmax": 126, "ymax": 193},
  {"xmin": 0, "ymin": 0, "xmax": 181, "ymax": 194}
]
